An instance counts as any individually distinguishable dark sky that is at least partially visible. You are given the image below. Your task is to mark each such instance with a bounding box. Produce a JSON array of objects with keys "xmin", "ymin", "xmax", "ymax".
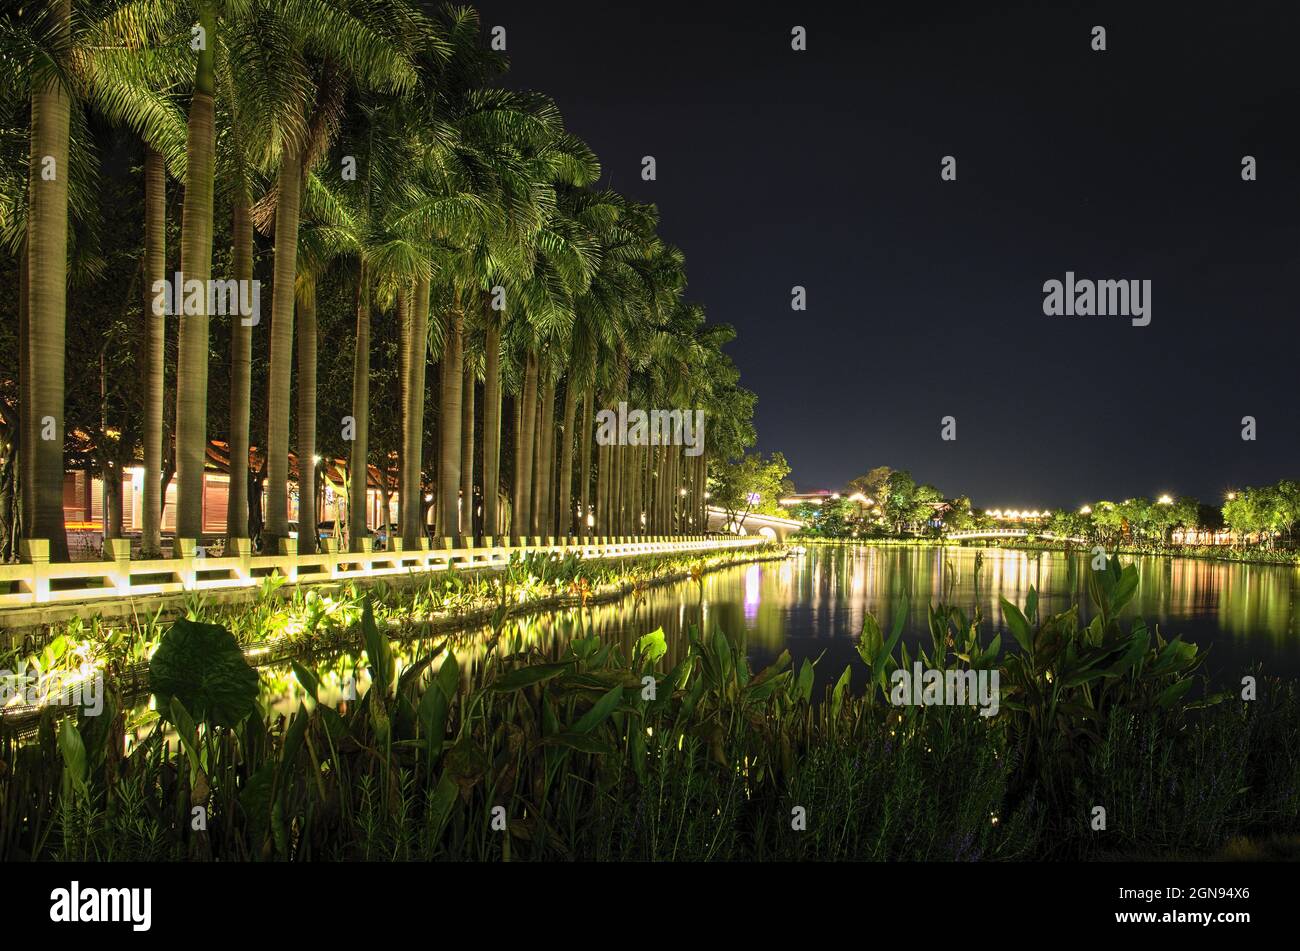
[{"xmin": 475, "ymin": 0, "xmax": 1300, "ymax": 509}]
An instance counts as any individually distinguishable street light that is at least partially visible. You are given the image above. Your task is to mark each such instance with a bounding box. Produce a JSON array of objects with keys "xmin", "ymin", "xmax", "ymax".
[
  {"xmin": 1079, "ymin": 505, "xmax": 1092, "ymax": 515},
  {"xmin": 1157, "ymin": 494, "xmax": 1173, "ymax": 505}
]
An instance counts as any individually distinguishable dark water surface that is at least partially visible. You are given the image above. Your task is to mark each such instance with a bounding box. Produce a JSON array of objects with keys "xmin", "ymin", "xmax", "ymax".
[{"xmin": 249, "ymin": 545, "xmax": 1300, "ymax": 713}]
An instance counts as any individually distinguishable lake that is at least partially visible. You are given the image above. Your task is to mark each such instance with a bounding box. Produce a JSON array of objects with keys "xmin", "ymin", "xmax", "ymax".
[{"xmin": 251, "ymin": 544, "xmax": 1300, "ymax": 712}]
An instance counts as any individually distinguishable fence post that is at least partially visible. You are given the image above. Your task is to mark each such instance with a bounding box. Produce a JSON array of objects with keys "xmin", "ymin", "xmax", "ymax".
[
  {"xmin": 229, "ymin": 537, "xmax": 252, "ymax": 586},
  {"xmin": 277, "ymin": 537, "xmax": 298, "ymax": 583},
  {"xmin": 175, "ymin": 538, "xmax": 197, "ymax": 590},
  {"xmin": 21, "ymin": 539, "xmax": 50, "ymax": 604},
  {"xmin": 104, "ymin": 538, "xmax": 131, "ymax": 595}
]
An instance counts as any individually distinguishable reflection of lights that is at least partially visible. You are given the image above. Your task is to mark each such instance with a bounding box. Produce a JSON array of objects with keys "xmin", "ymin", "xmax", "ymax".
[{"xmin": 744, "ymin": 563, "xmax": 760, "ymax": 618}]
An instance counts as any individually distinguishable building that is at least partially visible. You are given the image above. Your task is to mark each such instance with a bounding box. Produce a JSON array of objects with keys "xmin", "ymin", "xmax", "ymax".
[{"xmin": 61, "ymin": 440, "xmax": 406, "ymax": 540}]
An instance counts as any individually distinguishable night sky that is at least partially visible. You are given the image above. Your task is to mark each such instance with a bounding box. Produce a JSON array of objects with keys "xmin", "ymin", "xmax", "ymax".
[{"xmin": 477, "ymin": 0, "xmax": 1300, "ymax": 508}]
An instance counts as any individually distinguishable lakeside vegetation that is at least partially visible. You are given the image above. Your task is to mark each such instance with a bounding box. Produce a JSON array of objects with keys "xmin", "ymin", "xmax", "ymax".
[
  {"xmin": 0, "ymin": 544, "xmax": 781, "ymax": 729},
  {"xmin": 793, "ymin": 466, "xmax": 1300, "ymax": 561},
  {"xmin": 4, "ymin": 558, "xmax": 1297, "ymax": 861}
]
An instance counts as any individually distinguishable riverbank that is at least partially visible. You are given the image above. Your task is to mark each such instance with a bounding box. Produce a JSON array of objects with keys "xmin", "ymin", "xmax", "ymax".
[
  {"xmin": 798, "ymin": 534, "xmax": 1300, "ymax": 568},
  {"xmin": 0, "ymin": 544, "xmax": 786, "ymax": 734}
]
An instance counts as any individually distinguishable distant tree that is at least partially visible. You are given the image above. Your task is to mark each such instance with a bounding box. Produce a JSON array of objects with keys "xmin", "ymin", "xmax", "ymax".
[
  {"xmin": 811, "ymin": 496, "xmax": 856, "ymax": 537},
  {"xmin": 942, "ymin": 495, "xmax": 977, "ymax": 532},
  {"xmin": 1091, "ymin": 501, "xmax": 1124, "ymax": 544},
  {"xmin": 711, "ymin": 451, "xmax": 793, "ymax": 530},
  {"xmin": 847, "ymin": 466, "xmax": 892, "ymax": 505},
  {"xmin": 1223, "ymin": 489, "xmax": 1267, "ymax": 546},
  {"xmin": 882, "ymin": 470, "xmax": 916, "ymax": 533},
  {"xmin": 910, "ymin": 483, "xmax": 944, "ymax": 533}
]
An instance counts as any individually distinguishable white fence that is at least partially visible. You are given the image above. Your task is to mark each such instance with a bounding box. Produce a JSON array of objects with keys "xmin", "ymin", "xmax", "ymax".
[{"xmin": 0, "ymin": 534, "xmax": 767, "ymax": 611}]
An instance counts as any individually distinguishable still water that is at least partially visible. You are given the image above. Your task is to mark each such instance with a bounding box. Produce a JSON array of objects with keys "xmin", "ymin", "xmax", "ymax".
[{"xmin": 257, "ymin": 545, "xmax": 1300, "ymax": 711}]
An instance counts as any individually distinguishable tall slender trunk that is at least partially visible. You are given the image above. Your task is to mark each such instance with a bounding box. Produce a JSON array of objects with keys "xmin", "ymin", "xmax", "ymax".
[
  {"xmin": 174, "ymin": 3, "xmax": 217, "ymax": 543},
  {"xmin": 437, "ymin": 292, "xmax": 464, "ymax": 540},
  {"xmin": 18, "ymin": 240, "xmax": 31, "ymax": 538},
  {"xmin": 481, "ymin": 310, "xmax": 501, "ymax": 537},
  {"xmin": 141, "ymin": 150, "xmax": 167, "ymax": 553},
  {"xmin": 225, "ymin": 183, "xmax": 252, "ymax": 543},
  {"xmin": 460, "ymin": 357, "xmax": 475, "ymax": 540},
  {"xmin": 532, "ymin": 367, "xmax": 554, "ymax": 537},
  {"xmin": 578, "ymin": 386, "xmax": 592, "ymax": 538},
  {"xmin": 347, "ymin": 265, "xmax": 371, "ymax": 551},
  {"xmin": 263, "ymin": 150, "xmax": 302, "ymax": 549},
  {"xmin": 26, "ymin": 0, "xmax": 73, "ymax": 560},
  {"xmin": 596, "ymin": 440, "xmax": 610, "ymax": 536},
  {"xmin": 401, "ymin": 278, "xmax": 430, "ymax": 547},
  {"xmin": 512, "ymin": 353, "xmax": 537, "ymax": 539},
  {"xmin": 296, "ymin": 276, "xmax": 317, "ymax": 554},
  {"xmin": 556, "ymin": 379, "xmax": 578, "ymax": 538}
]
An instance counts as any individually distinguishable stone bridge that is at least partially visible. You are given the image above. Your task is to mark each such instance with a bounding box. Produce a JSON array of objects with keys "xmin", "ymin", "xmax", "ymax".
[{"xmin": 706, "ymin": 506, "xmax": 805, "ymax": 543}]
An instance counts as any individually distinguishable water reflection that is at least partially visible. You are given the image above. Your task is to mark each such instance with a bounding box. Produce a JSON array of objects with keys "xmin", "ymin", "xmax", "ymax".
[{"xmin": 253, "ymin": 545, "xmax": 1300, "ymax": 714}]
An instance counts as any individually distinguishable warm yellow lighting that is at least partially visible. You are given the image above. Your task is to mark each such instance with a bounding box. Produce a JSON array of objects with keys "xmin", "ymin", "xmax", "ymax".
[
  {"xmin": 1226, "ymin": 491, "xmax": 1236, "ymax": 500},
  {"xmin": 1079, "ymin": 505, "xmax": 1091, "ymax": 515},
  {"xmin": 1157, "ymin": 494, "xmax": 1173, "ymax": 505}
]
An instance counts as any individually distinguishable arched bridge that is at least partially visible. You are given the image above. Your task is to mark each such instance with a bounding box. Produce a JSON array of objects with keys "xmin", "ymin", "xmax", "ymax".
[
  {"xmin": 944, "ymin": 528, "xmax": 1088, "ymax": 544},
  {"xmin": 706, "ymin": 507, "xmax": 805, "ymax": 543}
]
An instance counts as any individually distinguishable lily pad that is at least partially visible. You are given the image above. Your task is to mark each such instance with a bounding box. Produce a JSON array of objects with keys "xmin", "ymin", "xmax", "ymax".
[{"xmin": 149, "ymin": 617, "xmax": 258, "ymax": 728}]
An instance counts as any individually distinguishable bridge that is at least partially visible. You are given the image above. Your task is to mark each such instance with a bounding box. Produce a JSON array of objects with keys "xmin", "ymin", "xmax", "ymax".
[
  {"xmin": 944, "ymin": 528, "xmax": 1088, "ymax": 544},
  {"xmin": 706, "ymin": 506, "xmax": 805, "ymax": 543}
]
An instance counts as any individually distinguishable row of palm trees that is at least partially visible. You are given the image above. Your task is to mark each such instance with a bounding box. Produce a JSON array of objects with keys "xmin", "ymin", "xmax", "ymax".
[{"xmin": 1, "ymin": 1, "xmax": 758, "ymax": 561}]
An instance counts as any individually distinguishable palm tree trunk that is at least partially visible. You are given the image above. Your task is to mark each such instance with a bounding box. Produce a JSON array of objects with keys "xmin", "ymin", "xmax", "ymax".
[
  {"xmin": 26, "ymin": 0, "xmax": 73, "ymax": 561},
  {"xmin": 263, "ymin": 150, "xmax": 302, "ymax": 549},
  {"xmin": 481, "ymin": 310, "xmax": 501, "ymax": 537},
  {"xmin": 438, "ymin": 292, "xmax": 464, "ymax": 540},
  {"xmin": 401, "ymin": 278, "xmax": 429, "ymax": 548},
  {"xmin": 532, "ymin": 368, "xmax": 554, "ymax": 537},
  {"xmin": 347, "ymin": 264, "xmax": 371, "ymax": 552},
  {"xmin": 556, "ymin": 379, "xmax": 578, "ymax": 538},
  {"xmin": 174, "ymin": 2, "xmax": 217, "ymax": 544},
  {"xmin": 596, "ymin": 439, "xmax": 610, "ymax": 536},
  {"xmin": 512, "ymin": 353, "xmax": 537, "ymax": 539},
  {"xmin": 141, "ymin": 149, "xmax": 167, "ymax": 555},
  {"xmin": 18, "ymin": 240, "xmax": 31, "ymax": 539},
  {"xmin": 225, "ymin": 182, "xmax": 252, "ymax": 544},
  {"xmin": 296, "ymin": 276, "xmax": 317, "ymax": 554},
  {"xmin": 460, "ymin": 356, "xmax": 475, "ymax": 540},
  {"xmin": 578, "ymin": 386, "xmax": 592, "ymax": 538}
]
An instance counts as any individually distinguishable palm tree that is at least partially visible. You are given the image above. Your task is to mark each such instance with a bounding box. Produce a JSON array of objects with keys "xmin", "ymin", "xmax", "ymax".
[
  {"xmin": 25, "ymin": 0, "xmax": 74, "ymax": 560},
  {"xmin": 255, "ymin": 2, "xmax": 418, "ymax": 551}
]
